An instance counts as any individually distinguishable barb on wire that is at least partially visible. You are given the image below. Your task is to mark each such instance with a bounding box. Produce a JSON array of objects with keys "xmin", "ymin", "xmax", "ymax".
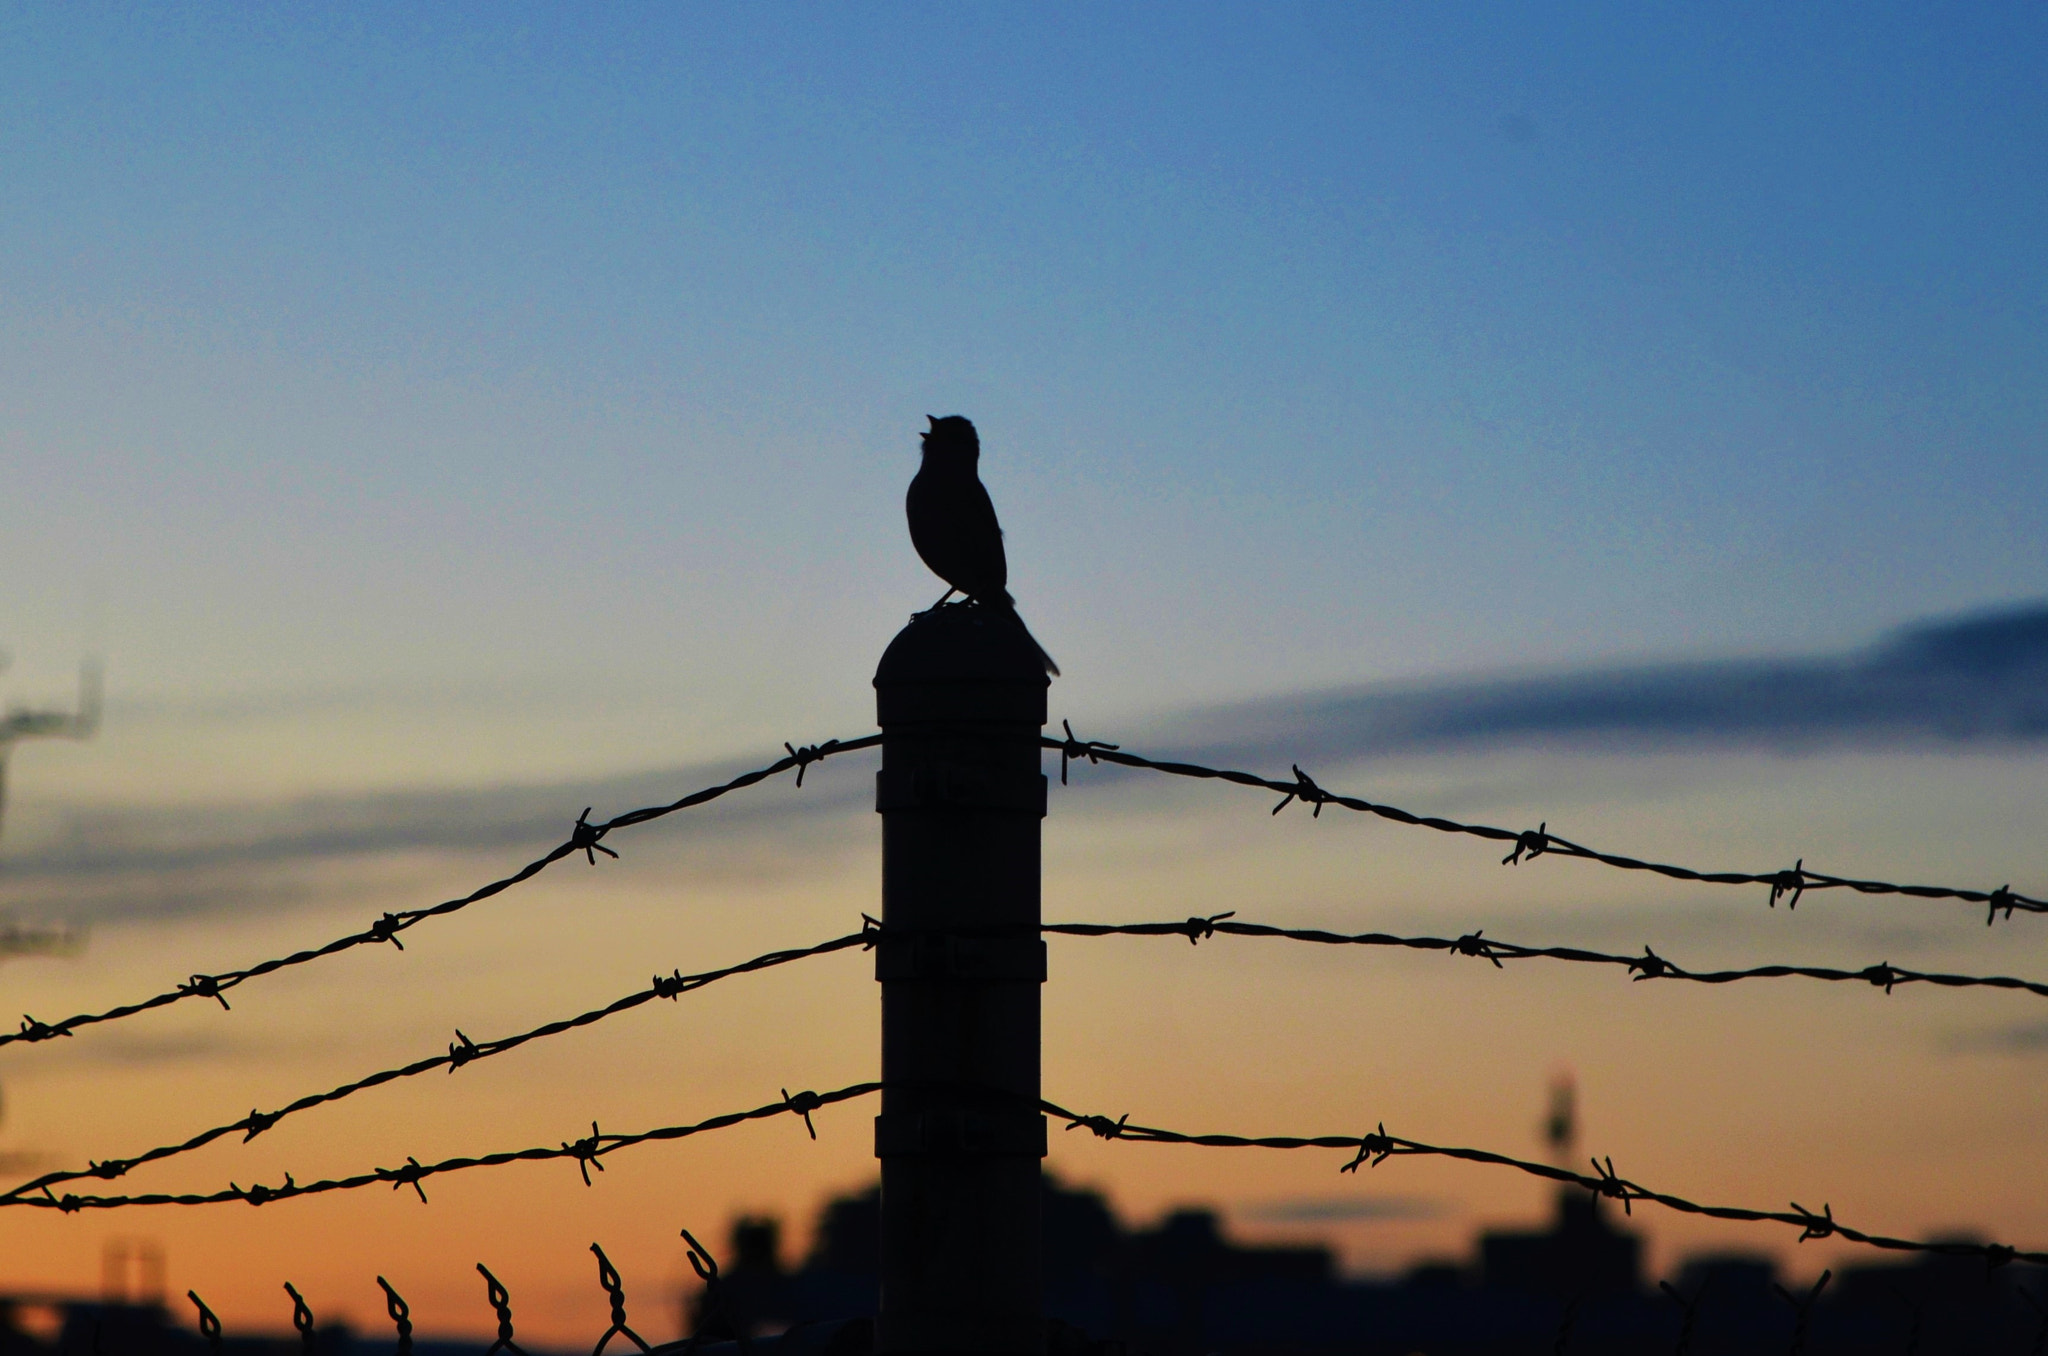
[
  {"xmin": 379, "ymin": 1277, "xmax": 414, "ymax": 1356},
  {"xmin": 591, "ymin": 1244, "xmax": 651, "ymax": 1356},
  {"xmin": 1045, "ymin": 728, "xmax": 2046, "ymax": 922},
  {"xmin": 1037, "ymin": 1097, "xmax": 2048, "ymax": 1269},
  {"xmin": 1041, "ymin": 917, "xmax": 2048, "ymax": 1001},
  {"xmin": 0, "ymin": 734, "xmax": 879, "ymax": 1052},
  {"xmin": 14, "ymin": 1083, "xmax": 877, "ymax": 1211},
  {"xmin": 187, "ymin": 1292, "xmax": 222, "ymax": 1356},
  {"xmin": 479, "ymin": 1265, "xmax": 526, "ymax": 1356},
  {"xmin": 1055, "ymin": 720, "xmax": 1119, "ymax": 786},
  {"xmin": 1, "ymin": 930, "xmax": 870, "ymax": 1206}
]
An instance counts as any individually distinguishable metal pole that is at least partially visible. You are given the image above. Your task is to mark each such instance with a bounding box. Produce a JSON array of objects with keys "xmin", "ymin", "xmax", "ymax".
[{"xmin": 874, "ymin": 605, "xmax": 1050, "ymax": 1356}]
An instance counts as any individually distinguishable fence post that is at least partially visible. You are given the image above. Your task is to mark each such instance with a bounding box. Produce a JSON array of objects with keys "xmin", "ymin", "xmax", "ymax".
[{"xmin": 873, "ymin": 605, "xmax": 1050, "ymax": 1356}]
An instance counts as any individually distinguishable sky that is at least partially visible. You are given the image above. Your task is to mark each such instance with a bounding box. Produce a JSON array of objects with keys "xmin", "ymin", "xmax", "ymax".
[{"xmin": 2, "ymin": 3, "xmax": 2046, "ymax": 1345}]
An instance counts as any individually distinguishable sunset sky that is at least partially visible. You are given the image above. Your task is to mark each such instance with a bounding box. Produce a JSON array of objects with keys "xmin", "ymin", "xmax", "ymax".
[{"xmin": 3, "ymin": 4, "xmax": 2046, "ymax": 1346}]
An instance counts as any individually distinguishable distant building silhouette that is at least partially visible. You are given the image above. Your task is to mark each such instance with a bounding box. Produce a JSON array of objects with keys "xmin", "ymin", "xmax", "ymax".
[{"xmin": 675, "ymin": 1172, "xmax": 2043, "ymax": 1356}]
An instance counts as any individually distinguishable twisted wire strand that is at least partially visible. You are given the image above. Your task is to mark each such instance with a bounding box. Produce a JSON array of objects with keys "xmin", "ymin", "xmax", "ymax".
[
  {"xmin": 27, "ymin": 911, "xmax": 2037, "ymax": 1210},
  {"xmin": 1, "ymin": 930, "xmax": 872, "ymax": 1205},
  {"xmin": 3, "ymin": 735, "xmax": 878, "ymax": 1050},
  {"xmin": 1046, "ymin": 916, "xmax": 2048, "ymax": 999},
  {"xmin": 1041, "ymin": 1098, "xmax": 2048, "ymax": 1270},
  {"xmin": 1047, "ymin": 728, "xmax": 2044, "ymax": 921},
  {"xmin": 19, "ymin": 1083, "xmax": 877, "ymax": 1212}
]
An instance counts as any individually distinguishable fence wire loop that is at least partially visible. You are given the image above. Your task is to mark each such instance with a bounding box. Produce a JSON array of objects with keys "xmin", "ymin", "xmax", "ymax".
[
  {"xmin": 783, "ymin": 739, "xmax": 844, "ymax": 788},
  {"xmin": 1271, "ymin": 765, "xmax": 1330, "ymax": 817},
  {"xmin": 1588, "ymin": 1156, "xmax": 1635, "ymax": 1215},
  {"xmin": 188, "ymin": 1291, "xmax": 223, "ymax": 1356},
  {"xmin": 564, "ymin": 1122, "xmax": 607, "ymax": 1185},
  {"xmin": 1791, "ymin": 1200, "xmax": 1837, "ymax": 1242},
  {"xmin": 15, "ymin": 1015, "xmax": 67, "ymax": 1042},
  {"xmin": 590, "ymin": 1243, "xmax": 652, "ymax": 1356},
  {"xmin": 1066, "ymin": 1112, "xmax": 1131, "ymax": 1140},
  {"xmin": 572, "ymin": 808, "xmax": 619, "ymax": 865},
  {"xmin": 1341, "ymin": 1124, "xmax": 1394, "ymax": 1173},
  {"xmin": 478, "ymin": 1264, "xmax": 526, "ymax": 1356},
  {"xmin": 783, "ymin": 1088, "xmax": 822, "ymax": 1139},
  {"xmin": 1181, "ymin": 912, "xmax": 1234, "ymax": 944},
  {"xmin": 284, "ymin": 1282, "xmax": 315, "ymax": 1354},
  {"xmin": 237, "ymin": 1174, "xmax": 294, "ymax": 1206},
  {"xmin": 1057, "ymin": 720, "xmax": 1118, "ymax": 786},
  {"xmin": 369, "ymin": 913, "xmax": 407, "ymax": 950},
  {"xmin": 1629, "ymin": 946, "xmax": 1672, "ymax": 980},
  {"xmin": 682, "ymin": 1228, "xmax": 720, "ymax": 1284},
  {"xmin": 378, "ymin": 1276, "xmax": 413, "ymax": 1356},
  {"xmin": 1454, "ymin": 930, "xmax": 1504, "ymax": 969},
  {"xmin": 180, "ymin": 975, "xmax": 231, "ymax": 1010},
  {"xmin": 382, "ymin": 1156, "xmax": 430, "ymax": 1204},
  {"xmin": 1504, "ymin": 823, "xmax": 1550, "ymax": 866},
  {"xmin": 1770, "ymin": 860, "xmax": 1809, "ymax": 910}
]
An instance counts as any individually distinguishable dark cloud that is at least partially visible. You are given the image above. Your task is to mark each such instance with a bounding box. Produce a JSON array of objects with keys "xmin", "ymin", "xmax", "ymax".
[
  {"xmin": 1167, "ymin": 602, "xmax": 2048, "ymax": 767},
  {"xmin": 1945, "ymin": 1020, "xmax": 2048, "ymax": 1056}
]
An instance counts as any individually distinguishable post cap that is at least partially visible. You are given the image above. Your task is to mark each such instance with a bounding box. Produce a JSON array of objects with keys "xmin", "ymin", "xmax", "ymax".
[{"xmin": 875, "ymin": 606, "xmax": 1050, "ymax": 726}]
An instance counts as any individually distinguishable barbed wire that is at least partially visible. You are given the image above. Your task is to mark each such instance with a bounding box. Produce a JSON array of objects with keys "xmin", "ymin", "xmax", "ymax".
[
  {"xmin": 21, "ymin": 1070, "xmax": 2045, "ymax": 1274},
  {"xmin": 1045, "ymin": 915, "xmax": 2048, "ymax": 1000},
  {"xmin": 15, "ymin": 1082, "xmax": 876, "ymax": 1211},
  {"xmin": 0, "ymin": 928, "xmax": 873, "ymax": 1206},
  {"xmin": 1042, "ymin": 1097, "xmax": 2048, "ymax": 1269},
  {"xmin": 194, "ymin": 1236, "xmax": 683, "ymax": 1356},
  {"xmin": 2, "ymin": 734, "xmax": 878, "ymax": 1051},
  {"xmin": 20, "ymin": 907, "xmax": 2039, "ymax": 1210},
  {"xmin": 1048, "ymin": 725, "xmax": 2045, "ymax": 922}
]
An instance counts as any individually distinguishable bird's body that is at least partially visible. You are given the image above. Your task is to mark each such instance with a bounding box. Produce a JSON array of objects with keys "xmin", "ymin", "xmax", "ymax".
[{"xmin": 907, "ymin": 416, "xmax": 1059, "ymax": 675}]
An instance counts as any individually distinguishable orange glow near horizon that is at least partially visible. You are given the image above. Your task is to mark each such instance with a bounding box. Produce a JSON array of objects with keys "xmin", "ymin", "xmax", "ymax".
[{"xmin": 4, "ymin": 739, "xmax": 2045, "ymax": 1345}]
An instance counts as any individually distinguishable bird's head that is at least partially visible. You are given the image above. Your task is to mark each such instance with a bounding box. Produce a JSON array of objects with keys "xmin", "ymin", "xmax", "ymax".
[{"xmin": 921, "ymin": 414, "xmax": 980, "ymax": 463}]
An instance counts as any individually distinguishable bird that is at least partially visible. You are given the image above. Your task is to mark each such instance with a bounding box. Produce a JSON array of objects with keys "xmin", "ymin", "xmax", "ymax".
[{"xmin": 906, "ymin": 415, "xmax": 1060, "ymax": 675}]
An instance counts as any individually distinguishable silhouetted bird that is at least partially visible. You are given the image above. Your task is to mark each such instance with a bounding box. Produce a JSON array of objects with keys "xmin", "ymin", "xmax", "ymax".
[{"xmin": 907, "ymin": 415, "xmax": 1060, "ymax": 675}]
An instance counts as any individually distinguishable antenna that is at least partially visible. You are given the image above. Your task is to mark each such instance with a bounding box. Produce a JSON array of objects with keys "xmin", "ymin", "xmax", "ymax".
[
  {"xmin": 1, "ymin": 652, "xmax": 101, "ymax": 960},
  {"xmin": 0, "ymin": 652, "xmax": 103, "ymax": 852}
]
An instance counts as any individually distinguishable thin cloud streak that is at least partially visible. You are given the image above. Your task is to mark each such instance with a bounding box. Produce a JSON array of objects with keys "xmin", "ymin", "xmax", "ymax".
[{"xmin": 7, "ymin": 601, "xmax": 2042, "ymax": 927}]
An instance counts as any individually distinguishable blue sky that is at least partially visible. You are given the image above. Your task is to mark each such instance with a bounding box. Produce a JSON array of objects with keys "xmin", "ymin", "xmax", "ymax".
[
  {"xmin": 3, "ymin": 7, "xmax": 2048, "ymax": 1336},
  {"xmin": 4, "ymin": 3, "xmax": 2044, "ymax": 769}
]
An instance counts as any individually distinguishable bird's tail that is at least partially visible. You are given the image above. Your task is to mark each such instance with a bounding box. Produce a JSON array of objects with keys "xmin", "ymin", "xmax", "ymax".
[
  {"xmin": 1008, "ymin": 601, "xmax": 1060, "ymax": 677},
  {"xmin": 979, "ymin": 592, "xmax": 1059, "ymax": 676}
]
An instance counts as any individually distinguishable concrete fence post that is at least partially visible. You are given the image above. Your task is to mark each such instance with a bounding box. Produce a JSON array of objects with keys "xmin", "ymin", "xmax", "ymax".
[{"xmin": 873, "ymin": 605, "xmax": 1051, "ymax": 1356}]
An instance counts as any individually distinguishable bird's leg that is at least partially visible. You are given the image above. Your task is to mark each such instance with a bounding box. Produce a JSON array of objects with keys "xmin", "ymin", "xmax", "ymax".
[{"xmin": 913, "ymin": 588, "xmax": 957, "ymax": 619}]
